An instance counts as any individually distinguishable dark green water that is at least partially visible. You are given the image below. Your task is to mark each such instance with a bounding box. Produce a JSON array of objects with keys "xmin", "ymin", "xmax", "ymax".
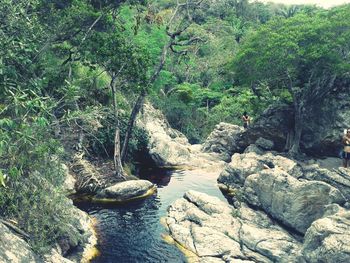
[{"xmin": 76, "ymin": 169, "xmax": 226, "ymax": 263}]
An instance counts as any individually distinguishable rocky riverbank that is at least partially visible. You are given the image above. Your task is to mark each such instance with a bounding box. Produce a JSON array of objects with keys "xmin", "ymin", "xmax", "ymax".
[{"xmin": 165, "ymin": 140, "xmax": 350, "ymax": 262}]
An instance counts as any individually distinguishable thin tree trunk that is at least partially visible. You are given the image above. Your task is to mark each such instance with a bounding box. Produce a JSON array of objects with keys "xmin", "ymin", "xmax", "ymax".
[
  {"xmin": 288, "ymin": 102, "xmax": 303, "ymax": 156},
  {"xmin": 120, "ymin": 39, "xmax": 172, "ymax": 163},
  {"xmin": 110, "ymin": 76, "xmax": 125, "ymax": 178},
  {"xmin": 114, "ymin": 129, "xmax": 124, "ymax": 177},
  {"xmin": 121, "ymin": 88, "xmax": 146, "ymax": 163},
  {"xmin": 284, "ymin": 129, "xmax": 294, "ymax": 151}
]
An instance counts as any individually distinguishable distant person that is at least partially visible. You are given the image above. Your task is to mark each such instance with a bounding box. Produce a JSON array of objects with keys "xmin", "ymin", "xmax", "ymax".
[
  {"xmin": 242, "ymin": 111, "xmax": 251, "ymax": 129},
  {"xmin": 342, "ymin": 128, "xmax": 350, "ymax": 168}
]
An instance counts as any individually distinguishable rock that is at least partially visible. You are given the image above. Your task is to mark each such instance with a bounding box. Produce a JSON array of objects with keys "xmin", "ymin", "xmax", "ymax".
[
  {"xmin": 137, "ymin": 102, "xmax": 191, "ymax": 167},
  {"xmin": 44, "ymin": 249, "xmax": 74, "ymax": 263},
  {"xmin": 302, "ymin": 165, "xmax": 350, "ymax": 201},
  {"xmin": 301, "ymin": 90, "xmax": 350, "ymax": 156},
  {"xmin": 243, "ymin": 144, "xmax": 264, "ymax": 155},
  {"xmin": 243, "ymin": 168, "xmax": 346, "ymax": 234},
  {"xmin": 232, "ymin": 104, "xmax": 294, "ymax": 152},
  {"xmin": 0, "ymin": 222, "xmax": 40, "ymax": 262},
  {"xmin": 202, "ymin": 122, "xmax": 243, "ymax": 161},
  {"xmin": 302, "ymin": 209, "xmax": 350, "ymax": 263},
  {"xmin": 62, "ymin": 164, "xmax": 77, "ymax": 195},
  {"xmin": 165, "ymin": 190, "xmax": 302, "ymax": 262},
  {"xmin": 137, "ymin": 102, "xmax": 227, "ymax": 172},
  {"xmin": 233, "ymin": 90, "xmax": 350, "ymax": 156},
  {"xmin": 94, "ymin": 179, "xmax": 155, "ymax": 202},
  {"xmin": 255, "ymin": 137, "xmax": 274, "ymax": 150},
  {"xmin": 218, "ymin": 151, "xmax": 303, "ymax": 188}
]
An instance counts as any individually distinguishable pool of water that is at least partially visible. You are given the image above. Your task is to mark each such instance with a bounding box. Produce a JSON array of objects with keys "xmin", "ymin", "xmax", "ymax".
[{"xmin": 76, "ymin": 168, "xmax": 227, "ymax": 263}]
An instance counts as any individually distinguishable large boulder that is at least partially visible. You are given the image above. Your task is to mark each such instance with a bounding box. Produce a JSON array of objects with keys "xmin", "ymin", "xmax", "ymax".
[
  {"xmin": 243, "ymin": 168, "xmax": 346, "ymax": 234},
  {"xmin": 94, "ymin": 179, "xmax": 156, "ymax": 203},
  {"xmin": 232, "ymin": 104, "xmax": 294, "ymax": 153},
  {"xmin": 302, "ymin": 165, "xmax": 350, "ymax": 201},
  {"xmin": 302, "ymin": 207, "xmax": 350, "ymax": 263},
  {"xmin": 218, "ymin": 151, "xmax": 303, "ymax": 188},
  {"xmin": 201, "ymin": 123, "xmax": 243, "ymax": 161},
  {"xmin": 301, "ymin": 90, "xmax": 350, "ymax": 156},
  {"xmin": 233, "ymin": 90, "xmax": 350, "ymax": 156},
  {"xmin": 137, "ymin": 103, "xmax": 191, "ymax": 167},
  {"xmin": 165, "ymin": 190, "xmax": 302, "ymax": 263},
  {"xmin": 0, "ymin": 222, "xmax": 40, "ymax": 262}
]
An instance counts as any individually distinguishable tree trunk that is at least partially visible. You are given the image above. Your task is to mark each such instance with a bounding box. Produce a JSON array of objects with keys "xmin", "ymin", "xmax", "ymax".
[
  {"xmin": 114, "ymin": 128, "xmax": 124, "ymax": 177},
  {"xmin": 110, "ymin": 76, "xmax": 125, "ymax": 178},
  {"xmin": 121, "ymin": 88, "xmax": 146, "ymax": 163},
  {"xmin": 288, "ymin": 102, "xmax": 303, "ymax": 156},
  {"xmin": 284, "ymin": 129, "xmax": 294, "ymax": 151}
]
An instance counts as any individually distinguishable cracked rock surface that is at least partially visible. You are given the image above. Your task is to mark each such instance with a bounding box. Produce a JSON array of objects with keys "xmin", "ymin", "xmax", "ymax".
[{"xmin": 165, "ymin": 190, "xmax": 302, "ymax": 263}]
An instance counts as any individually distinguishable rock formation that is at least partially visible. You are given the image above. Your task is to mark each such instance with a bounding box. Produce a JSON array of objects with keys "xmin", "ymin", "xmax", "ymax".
[
  {"xmin": 138, "ymin": 102, "xmax": 226, "ymax": 171},
  {"xmin": 166, "ymin": 147, "xmax": 350, "ymax": 262},
  {"xmin": 201, "ymin": 122, "xmax": 243, "ymax": 161}
]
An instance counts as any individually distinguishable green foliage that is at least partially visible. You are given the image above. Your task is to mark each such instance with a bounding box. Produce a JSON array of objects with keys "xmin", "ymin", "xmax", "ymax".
[
  {"xmin": 234, "ymin": 5, "xmax": 350, "ymax": 100},
  {"xmin": 1, "ymin": 0, "xmax": 349, "ymax": 254},
  {"xmin": 88, "ymin": 108, "xmax": 149, "ymax": 160}
]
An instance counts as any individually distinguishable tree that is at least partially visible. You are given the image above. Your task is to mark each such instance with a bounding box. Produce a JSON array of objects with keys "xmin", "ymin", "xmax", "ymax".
[
  {"xmin": 234, "ymin": 5, "xmax": 350, "ymax": 155},
  {"xmin": 82, "ymin": 29, "xmax": 149, "ymax": 177},
  {"xmin": 120, "ymin": 0, "xmax": 205, "ymax": 162}
]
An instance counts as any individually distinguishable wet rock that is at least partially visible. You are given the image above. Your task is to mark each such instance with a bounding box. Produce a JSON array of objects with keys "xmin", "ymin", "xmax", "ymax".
[
  {"xmin": 243, "ymin": 168, "xmax": 346, "ymax": 234},
  {"xmin": 94, "ymin": 180, "xmax": 155, "ymax": 202}
]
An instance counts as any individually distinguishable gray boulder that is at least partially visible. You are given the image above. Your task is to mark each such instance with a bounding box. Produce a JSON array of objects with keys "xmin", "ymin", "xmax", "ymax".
[
  {"xmin": 218, "ymin": 151, "xmax": 303, "ymax": 188},
  {"xmin": 244, "ymin": 168, "xmax": 346, "ymax": 234},
  {"xmin": 165, "ymin": 190, "xmax": 302, "ymax": 263},
  {"xmin": 232, "ymin": 104, "xmax": 294, "ymax": 153},
  {"xmin": 137, "ymin": 102, "xmax": 191, "ymax": 167},
  {"xmin": 0, "ymin": 222, "xmax": 40, "ymax": 263},
  {"xmin": 301, "ymin": 90, "xmax": 350, "ymax": 156},
  {"xmin": 302, "ymin": 165, "xmax": 350, "ymax": 201},
  {"xmin": 202, "ymin": 122, "xmax": 243, "ymax": 161},
  {"xmin": 94, "ymin": 180, "xmax": 156, "ymax": 202},
  {"xmin": 233, "ymin": 89, "xmax": 350, "ymax": 156},
  {"xmin": 255, "ymin": 137, "xmax": 274, "ymax": 150},
  {"xmin": 302, "ymin": 208, "xmax": 350, "ymax": 263}
]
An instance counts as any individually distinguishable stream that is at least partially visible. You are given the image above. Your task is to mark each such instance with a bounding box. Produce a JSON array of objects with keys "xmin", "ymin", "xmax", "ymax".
[{"xmin": 76, "ymin": 168, "xmax": 227, "ymax": 263}]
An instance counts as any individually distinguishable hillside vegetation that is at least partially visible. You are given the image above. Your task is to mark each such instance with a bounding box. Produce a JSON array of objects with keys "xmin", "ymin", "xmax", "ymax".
[{"xmin": 0, "ymin": 0, "xmax": 349, "ymax": 254}]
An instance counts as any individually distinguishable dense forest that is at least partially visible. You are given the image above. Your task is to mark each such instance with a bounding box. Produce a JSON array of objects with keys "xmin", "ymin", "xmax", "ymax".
[{"xmin": 0, "ymin": 0, "xmax": 349, "ymax": 256}]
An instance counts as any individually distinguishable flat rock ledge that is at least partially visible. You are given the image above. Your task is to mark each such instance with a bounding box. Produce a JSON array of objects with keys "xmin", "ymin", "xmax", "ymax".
[
  {"xmin": 164, "ymin": 190, "xmax": 302, "ymax": 263},
  {"xmin": 92, "ymin": 180, "xmax": 156, "ymax": 203}
]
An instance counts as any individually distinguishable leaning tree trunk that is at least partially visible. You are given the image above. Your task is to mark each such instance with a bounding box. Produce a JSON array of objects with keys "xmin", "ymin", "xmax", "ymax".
[
  {"xmin": 121, "ymin": 88, "xmax": 146, "ymax": 163},
  {"xmin": 288, "ymin": 101, "xmax": 304, "ymax": 156},
  {"xmin": 110, "ymin": 76, "xmax": 125, "ymax": 178}
]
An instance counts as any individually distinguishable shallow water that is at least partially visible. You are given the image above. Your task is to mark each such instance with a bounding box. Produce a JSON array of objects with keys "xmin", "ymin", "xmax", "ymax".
[{"xmin": 76, "ymin": 168, "xmax": 226, "ymax": 263}]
